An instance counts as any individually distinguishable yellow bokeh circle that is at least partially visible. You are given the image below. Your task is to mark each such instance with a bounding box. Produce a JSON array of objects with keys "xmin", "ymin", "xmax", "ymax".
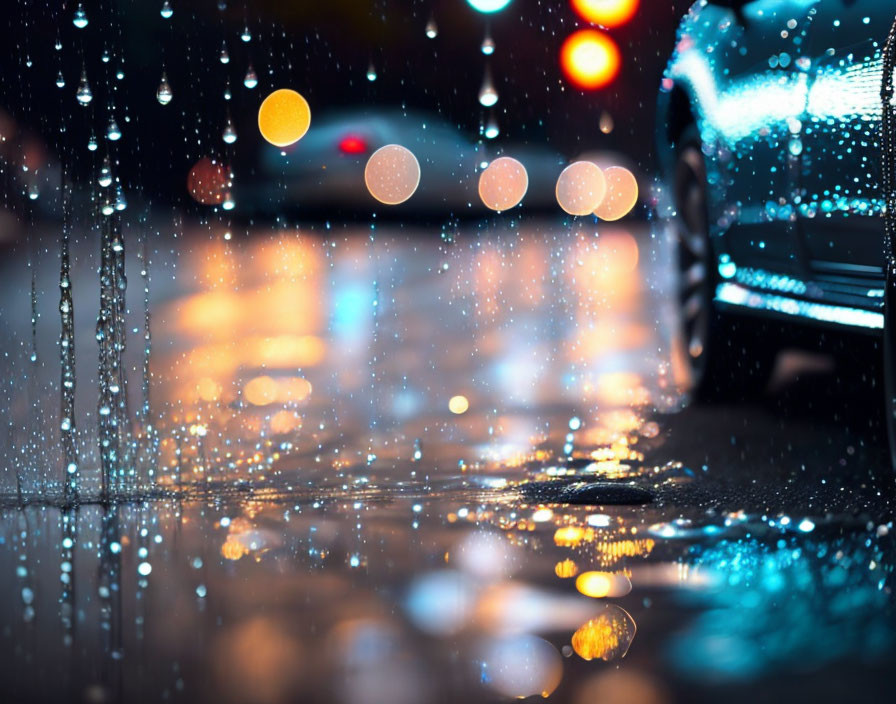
[{"xmin": 258, "ymin": 89, "xmax": 311, "ymax": 147}]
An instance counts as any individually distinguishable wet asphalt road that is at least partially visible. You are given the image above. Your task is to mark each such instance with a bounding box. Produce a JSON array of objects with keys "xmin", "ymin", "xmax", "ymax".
[{"xmin": 0, "ymin": 218, "xmax": 894, "ymax": 703}]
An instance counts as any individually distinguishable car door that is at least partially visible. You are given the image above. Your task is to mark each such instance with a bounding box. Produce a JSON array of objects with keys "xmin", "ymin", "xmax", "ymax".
[
  {"xmin": 798, "ymin": 0, "xmax": 891, "ymax": 291},
  {"xmin": 669, "ymin": 0, "xmax": 816, "ymax": 277}
]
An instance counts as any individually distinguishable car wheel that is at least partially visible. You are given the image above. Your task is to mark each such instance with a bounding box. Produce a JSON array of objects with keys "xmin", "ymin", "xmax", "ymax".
[{"xmin": 673, "ymin": 124, "xmax": 775, "ymax": 401}]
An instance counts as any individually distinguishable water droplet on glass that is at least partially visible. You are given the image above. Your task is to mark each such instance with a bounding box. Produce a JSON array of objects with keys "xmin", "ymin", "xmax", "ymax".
[
  {"xmin": 107, "ymin": 117, "xmax": 122, "ymax": 141},
  {"xmin": 76, "ymin": 72, "xmax": 92, "ymax": 105},
  {"xmin": 484, "ymin": 113, "xmax": 499, "ymax": 139},
  {"xmin": 223, "ymin": 119, "xmax": 237, "ymax": 144},
  {"xmin": 366, "ymin": 63, "xmax": 377, "ymax": 81},
  {"xmin": 55, "ymin": 71, "xmax": 65, "ymax": 89},
  {"xmin": 160, "ymin": 1, "xmax": 173, "ymax": 19},
  {"xmin": 156, "ymin": 73, "xmax": 173, "ymax": 105},
  {"xmin": 243, "ymin": 65, "xmax": 258, "ymax": 89},
  {"xmin": 115, "ymin": 185, "xmax": 127, "ymax": 211},
  {"xmin": 101, "ymin": 48, "xmax": 111, "ymax": 64},
  {"xmin": 479, "ymin": 70, "xmax": 498, "ymax": 107},
  {"xmin": 55, "ymin": 37, "xmax": 63, "ymax": 51},
  {"xmin": 73, "ymin": 3, "xmax": 88, "ymax": 29},
  {"xmin": 219, "ymin": 41, "xmax": 230, "ymax": 64},
  {"xmin": 241, "ymin": 26, "xmax": 252, "ymax": 42},
  {"xmin": 481, "ymin": 34, "xmax": 495, "ymax": 55},
  {"xmin": 223, "ymin": 82, "xmax": 232, "ymax": 100},
  {"xmin": 599, "ymin": 111, "xmax": 614, "ymax": 134},
  {"xmin": 87, "ymin": 133, "xmax": 98, "ymax": 151},
  {"xmin": 99, "ymin": 158, "xmax": 113, "ymax": 188},
  {"xmin": 426, "ymin": 18, "xmax": 438, "ymax": 39}
]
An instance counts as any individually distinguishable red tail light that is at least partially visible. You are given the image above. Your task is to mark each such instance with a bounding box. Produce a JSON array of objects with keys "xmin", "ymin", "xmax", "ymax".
[{"xmin": 339, "ymin": 135, "xmax": 368, "ymax": 155}]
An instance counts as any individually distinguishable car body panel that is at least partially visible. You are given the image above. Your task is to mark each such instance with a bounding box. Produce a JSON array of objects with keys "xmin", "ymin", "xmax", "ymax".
[
  {"xmin": 658, "ymin": 0, "xmax": 891, "ymax": 332},
  {"xmin": 799, "ymin": 1, "xmax": 890, "ymax": 273}
]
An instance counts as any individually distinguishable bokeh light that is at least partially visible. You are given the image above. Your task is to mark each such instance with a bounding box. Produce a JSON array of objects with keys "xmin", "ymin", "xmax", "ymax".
[
  {"xmin": 571, "ymin": 0, "xmax": 639, "ymax": 28},
  {"xmin": 257, "ymin": 89, "xmax": 311, "ymax": 147},
  {"xmin": 560, "ymin": 29, "xmax": 621, "ymax": 90},
  {"xmin": 556, "ymin": 161, "xmax": 606, "ymax": 215},
  {"xmin": 467, "ymin": 0, "xmax": 514, "ymax": 13},
  {"xmin": 480, "ymin": 635, "xmax": 563, "ymax": 699},
  {"xmin": 555, "ymin": 559, "xmax": 579, "ymax": 578},
  {"xmin": 594, "ymin": 166, "xmax": 639, "ymax": 220},
  {"xmin": 364, "ymin": 144, "xmax": 421, "ymax": 205},
  {"xmin": 187, "ymin": 157, "xmax": 228, "ymax": 205},
  {"xmin": 449, "ymin": 394, "xmax": 470, "ymax": 414},
  {"xmin": 571, "ymin": 605, "xmax": 637, "ymax": 661},
  {"xmin": 575, "ymin": 571, "xmax": 633, "ymax": 598},
  {"xmin": 478, "ymin": 157, "xmax": 529, "ymax": 211}
]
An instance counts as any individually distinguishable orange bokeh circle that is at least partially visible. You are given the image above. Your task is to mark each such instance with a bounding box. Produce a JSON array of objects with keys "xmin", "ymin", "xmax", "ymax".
[
  {"xmin": 571, "ymin": 0, "xmax": 639, "ymax": 28},
  {"xmin": 560, "ymin": 29, "xmax": 621, "ymax": 90},
  {"xmin": 187, "ymin": 157, "xmax": 229, "ymax": 205}
]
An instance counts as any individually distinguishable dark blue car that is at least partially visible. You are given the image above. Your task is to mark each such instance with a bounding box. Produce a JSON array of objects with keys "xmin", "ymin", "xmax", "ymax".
[{"xmin": 657, "ymin": 0, "xmax": 896, "ymax": 465}]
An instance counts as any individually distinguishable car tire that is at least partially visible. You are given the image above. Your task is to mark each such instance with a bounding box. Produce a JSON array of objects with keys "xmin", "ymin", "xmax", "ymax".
[{"xmin": 673, "ymin": 124, "xmax": 775, "ymax": 401}]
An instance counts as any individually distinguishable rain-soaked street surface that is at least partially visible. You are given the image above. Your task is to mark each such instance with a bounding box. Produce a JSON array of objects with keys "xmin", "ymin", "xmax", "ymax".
[{"xmin": 1, "ymin": 218, "xmax": 894, "ymax": 703}]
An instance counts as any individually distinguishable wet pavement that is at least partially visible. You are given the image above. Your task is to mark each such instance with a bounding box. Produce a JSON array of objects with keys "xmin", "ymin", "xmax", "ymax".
[{"xmin": 0, "ymin": 218, "xmax": 894, "ymax": 703}]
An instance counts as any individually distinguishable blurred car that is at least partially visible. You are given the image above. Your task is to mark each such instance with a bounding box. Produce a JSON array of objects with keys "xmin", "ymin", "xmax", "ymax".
[
  {"xmin": 239, "ymin": 109, "xmax": 565, "ymax": 217},
  {"xmin": 656, "ymin": 0, "xmax": 896, "ymax": 465}
]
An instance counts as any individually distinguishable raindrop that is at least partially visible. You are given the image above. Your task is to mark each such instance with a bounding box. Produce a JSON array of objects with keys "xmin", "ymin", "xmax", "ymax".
[
  {"xmin": 73, "ymin": 3, "xmax": 88, "ymax": 29},
  {"xmin": 87, "ymin": 133, "xmax": 98, "ymax": 152},
  {"xmin": 241, "ymin": 26, "xmax": 252, "ymax": 42},
  {"xmin": 101, "ymin": 48, "xmax": 111, "ymax": 64},
  {"xmin": 223, "ymin": 81, "xmax": 232, "ymax": 100},
  {"xmin": 55, "ymin": 37, "xmax": 62, "ymax": 51},
  {"xmin": 98, "ymin": 159, "xmax": 113, "ymax": 188},
  {"xmin": 160, "ymin": 1, "xmax": 173, "ymax": 19},
  {"xmin": 156, "ymin": 73, "xmax": 173, "ymax": 105},
  {"xmin": 479, "ymin": 70, "xmax": 498, "ymax": 107},
  {"xmin": 481, "ymin": 34, "xmax": 495, "ymax": 55},
  {"xmin": 366, "ymin": 62, "xmax": 377, "ymax": 82},
  {"xmin": 222, "ymin": 118, "xmax": 237, "ymax": 144},
  {"xmin": 115, "ymin": 186, "xmax": 127, "ymax": 211},
  {"xmin": 107, "ymin": 117, "xmax": 122, "ymax": 141},
  {"xmin": 76, "ymin": 72, "xmax": 92, "ymax": 105},
  {"xmin": 599, "ymin": 110, "xmax": 614, "ymax": 134},
  {"xmin": 219, "ymin": 41, "xmax": 230, "ymax": 64},
  {"xmin": 426, "ymin": 18, "xmax": 438, "ymax": 39},
  {"xmin": 243, "ymin": 65, "xmax": 258, "ymax": 89},
  {"xmin": 55, "ymin": 71, "xmax": 65, "ymax": 89},
  {"xmin": 484, "ymin": 113, "xmax": 499, "ymax": 139}
]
